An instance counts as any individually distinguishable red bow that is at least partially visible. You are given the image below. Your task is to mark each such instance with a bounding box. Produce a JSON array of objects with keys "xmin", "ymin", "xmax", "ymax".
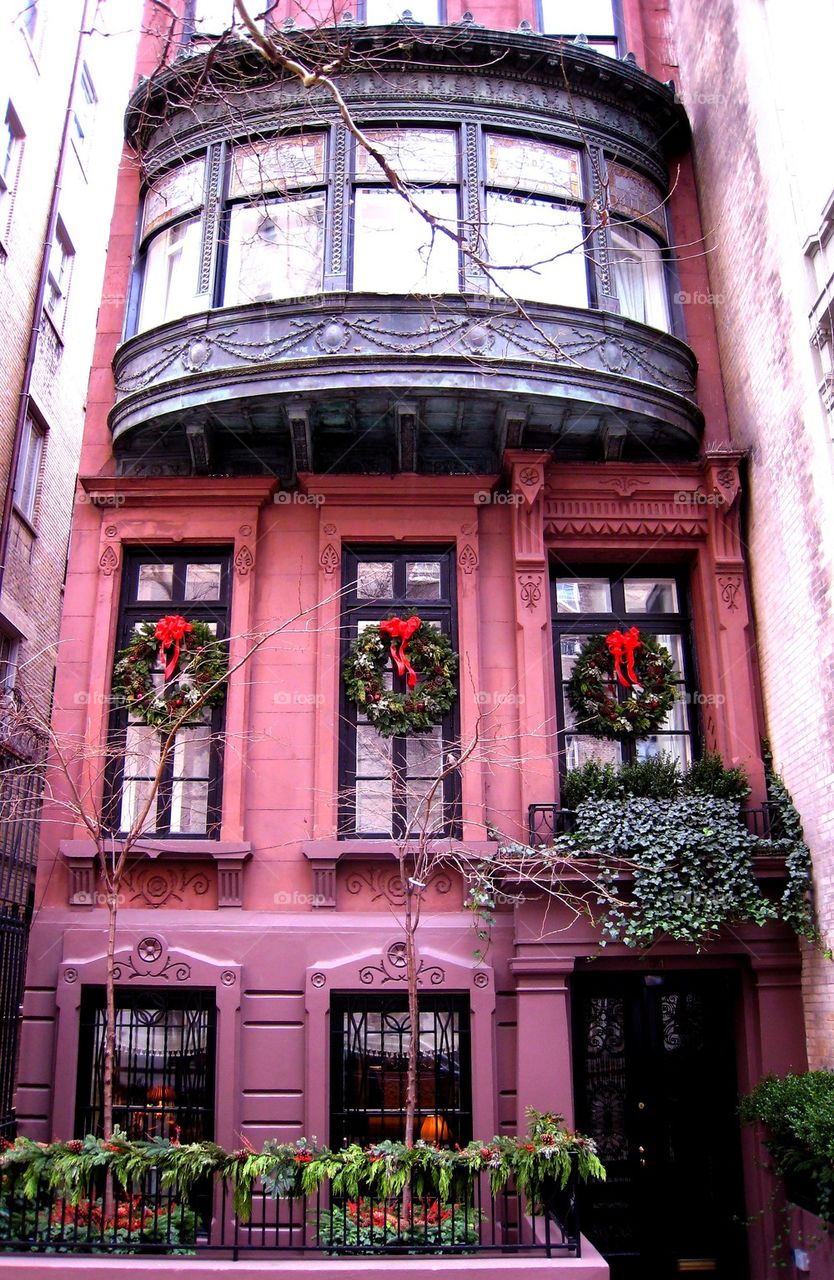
[
  {"xmin": 605, "ymin": 626, "xmax": 643, "ymax": 692},
  {"xmin": 379, "ymin": 616, "xmax": 421, "ymax": 689},
  {"xmin": 155, "ymin": 614, "xmax": 193, "ymax": 681}
]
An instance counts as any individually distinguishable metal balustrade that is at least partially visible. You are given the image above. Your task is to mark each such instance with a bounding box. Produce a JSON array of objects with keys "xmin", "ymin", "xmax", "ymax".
[
  {"xmin": 528, "ymin": 802, "xmax": 784, "ymax": 848},
  {"xmin": 0, "ymin": 1166, "xmax": 581, "ymax": 1259}
]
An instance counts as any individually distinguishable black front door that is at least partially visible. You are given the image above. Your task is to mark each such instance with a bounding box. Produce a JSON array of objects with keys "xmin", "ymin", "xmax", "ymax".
[{"xmin": 572, "ymin": 971, "xmax": 747, "ymax": 1280}]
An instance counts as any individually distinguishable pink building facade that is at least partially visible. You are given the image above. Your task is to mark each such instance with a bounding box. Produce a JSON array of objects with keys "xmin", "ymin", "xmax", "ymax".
[{"xmin": 15, "ymin": 3, "xmax": 810, "ymax": 1277}]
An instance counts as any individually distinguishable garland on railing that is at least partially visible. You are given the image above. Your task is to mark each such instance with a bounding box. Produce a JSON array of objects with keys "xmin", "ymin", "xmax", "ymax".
[{"xmin": 0, "ymin": 1109, "xmax": 605, "ymax": 1224}]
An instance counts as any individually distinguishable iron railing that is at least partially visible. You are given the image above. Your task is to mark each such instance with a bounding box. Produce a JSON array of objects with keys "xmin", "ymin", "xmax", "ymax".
[
  {"xmin": 528, "ymin": 802, "xmax": 784, "ymax": 847},
  {"xmin": 0, "ymin": 1166, "xmax": 581, "ymax": 1259}
]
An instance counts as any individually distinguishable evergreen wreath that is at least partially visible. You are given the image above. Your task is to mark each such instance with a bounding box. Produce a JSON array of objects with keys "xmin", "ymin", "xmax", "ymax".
[
  {"xmin": 343, "ymin": 615, "xmax": 458, "ymax": 737},
  {"xmin": 567, "ymin": 628, "xmax": 678, "ymax": 739},
  {"xmin": 113, "ymin": 615, "xmax": 228, "ymax": 731}
]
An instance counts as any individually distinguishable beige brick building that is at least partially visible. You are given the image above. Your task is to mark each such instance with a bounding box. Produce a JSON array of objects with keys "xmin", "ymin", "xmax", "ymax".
[{"xmin": 669, "ymin": 0, "xmax": 834, "ymax": 1065}]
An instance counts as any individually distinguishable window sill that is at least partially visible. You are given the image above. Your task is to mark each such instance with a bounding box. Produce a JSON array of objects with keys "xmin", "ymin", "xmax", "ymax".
[{"xmin": 61, "ymin": 837, "xmax": 252, "ymax": 908}]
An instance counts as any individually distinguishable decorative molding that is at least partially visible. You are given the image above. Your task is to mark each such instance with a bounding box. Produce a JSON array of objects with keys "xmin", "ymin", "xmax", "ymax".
[
  {"xmin": 518, "ymin": 574, "xmax": 543, "ymax": 611},
  {"xmin": 98, "ymin": 545, "xmax": 119, "ymax": 576},
  {"xmin": 320, "ymin": 542, "xmax": 340, "ymax": 576},
  {"xmin": 311, "ymin": 860, "xmax": 337, "ymax": 908},
  {"xmin": 359, "ymin": 941, "xmax": 445, "ymax": 987},
  {"xmin": 718, "ymin": 574, "xmax": 742, "ymax": 611},
  {"xmin": 239, "ymin": 523, "xmax": 253, "ymax": 536},
  {"xmin": 234, "ymin": 544, "xmax": 254, "ymax": 577},
  {"xmin": 344, "ymin": 865, "xmax": 452, "ymax": 906},
  {"xmin": 596, "ymin": 475, "xmax": 651, "ymax": 497},
  {"xmin": 121, "ymin": 864, "xmax": 211, "ymax": 909},
  {"xmin": 311, "ymin": 971, "xmax": 327, "ymax": 988},
  {"xmin": 330, "ymin": 125, "xmax": 347, "ymax": 276},
  {"xmin": 112, "ymin": 937, "xmax": 192, "ymax": 982},
  {"xmin": 458, "ymin": 543, "xmax": 478, "ymax": 574}
]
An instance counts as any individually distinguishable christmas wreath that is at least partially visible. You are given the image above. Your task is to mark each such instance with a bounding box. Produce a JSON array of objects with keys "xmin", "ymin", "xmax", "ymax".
[
  {"xmin": 567, "ymin": 627, "xmax": 678, "ymax": 740},
  {"xmin": 342, "ymin": 615, "xmax": 458, "ymax": 737},
  {"xmin": 113, "ymin": 614, "xmax": 228, "ymax": 731}
]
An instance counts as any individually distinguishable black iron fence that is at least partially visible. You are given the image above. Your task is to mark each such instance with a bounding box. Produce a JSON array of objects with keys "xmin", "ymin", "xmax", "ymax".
[
  {"xmin": 0, "ymin": 907, "xmax": 28, "ymax": 1140},
  {"xmin": 528, "ymin": 802, "xmax": 784, "ymax": 847},
  {"xmin": 0, "ymin": 1166, "xmax": 580, "ymax": 1259}
]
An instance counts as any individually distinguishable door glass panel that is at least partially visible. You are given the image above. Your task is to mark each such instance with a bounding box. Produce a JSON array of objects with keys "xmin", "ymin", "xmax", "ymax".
[
  {"xmin": 565, "ymin": 735, "xmax": 622, "ymax": 771},
  {"xmin": 137, "ymin": 563, "xmax": 174, "ymax": 601},
  {"xmin": 356, "ymin": 779, "xmax": 393, "ymax": 834},
  {"xmin": 405, "ymin": 560, "xmax": 442, "ymax": 600},
  {"xmin": 623, "ymin": 579, "xmax": 679, "ymax": 613},
  {"xmin": 184, "ymin": 563, "xmax": 223, "ymax": 601},
  {"xmin": 356, "ymin": 561, "xmax": 394, "ymax": 599},
  {"xmin": 556, "ymin": 578, "xmax": 612, "ymax": 613}
]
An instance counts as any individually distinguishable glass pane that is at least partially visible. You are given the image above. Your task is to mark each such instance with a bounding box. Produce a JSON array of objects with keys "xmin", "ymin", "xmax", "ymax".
[
  {"xmin": 138, "ymin": 216, "xmax": 203, "ymax": 332},
  {"xmin": 635, "ymin": 736, "xmax": 692, "ymax": 769},
  {"xmin": 405, "ymin": 560, "xmax": 441, "ymax": 600},
  {"xmin": 356, "ymin": 779, "xmax": 393, "ymax": 834},
  {"xmin": 485, "ymin": 134, "xmax": 582, "ymax": 200},
  {"xmin": 607, "ymin": 163, "xmax": 667, "ymax": 240},
  {"xmin": 230, "ymin": 135, "xmax": 326, "ymax": 198},
  {"xmin": 142, "ymin": 159, "xmax": 205, "ymax": 240},
  {"xmin": 356, "ymin": 562, "xmax": 393, "ymax": 599},
  {"xmin": 658, "ymin": 694, "xmax": 691, "ymax": 734},
  {"xmin": 172, "ymin": 723, "xmax": 211, "ymax": 779},
  {"xmin": 405, "ymin": 779, "xmax": 444, "ymax": 832},
  {"xmin": 623, "ymin": 578, "xmax": 679, "ymax": 614},
  {"xmin": 136, "ymin": 563, "xmax": 174, "ymax": 601},
  {"xmin": 565, "ymin": 735, "xmax": 622, "ymax": 771},
  {"xmin": 654, "ymin": 633, "xmax": 685, "ymax": 675},
  {"xmin": 356, "ymin": 724, "xmax": 393, "ymax": 772},
  {"xmin": 365, "ymin": 0, "xmax": 441, "ymax": 21},
  {"xmin": 352, "ymin": 188, "xmax": 459, "ymax": 294},
  {"xmin": 355, "ymin": 129, "xmax": 458, "ymax": 184},
  {"xmin": 555, "ymin": 578, "xmax": 611, "ymax": 613},
  {"xmin": 120, "ymin": 776, "xmax": 158, "ymax": 833},
  {"xmin": 486, "ymin": 195, "xmax": 587, "ymax": 305},
  {"xmin": 559, "ymin": 633, "xmax": 593, "ymax": 680},
  {"xmin": 406, "ymin": 727, "xmax": 443, "ymax": 773},
  {"xmin": 170, "ymin": 780, "xmax": 209, "ymax": 834},
  {"xmin": 540, "ymin": 0, "xmax": 616, "ymax": 35},
  {"xmin": 609, "ymin": 223, "xmax": 670, "ymax": 331},
  {"xmin": 184, "ymin": 562, "xmax": 222, "ymax": 601},
  {"xmin": 224, "ymin": 196, "xmax": 325, "ymax": 304}
]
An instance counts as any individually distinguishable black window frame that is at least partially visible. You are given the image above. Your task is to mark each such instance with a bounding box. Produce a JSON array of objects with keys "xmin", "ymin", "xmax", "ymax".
[
  {"xmin": 75, "ymin": 985, "xmax": 217, "ymax": 1142},
  {"xmin": 329, "ymin": 991, "xmax": 472, "ymax": 1148},
  {"xmin": 106, "ymin": 547, "xmax": 232, "ymax": 839},
  {"xmin": 551, "ymin": 564, "xmax": 698, "ymax": 778},
  {"xmin": 339, "ymin": 545, "xmax": 460, "ymax": 839}
]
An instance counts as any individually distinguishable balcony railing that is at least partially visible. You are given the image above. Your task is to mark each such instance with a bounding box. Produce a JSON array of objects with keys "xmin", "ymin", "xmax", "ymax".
[
  {"xmin": 528, "ymin": 803, "xmax": 784, "ymax": 847},
  {"xmin": 0, "ymin": 1166, "xmax": 580, "ymax": 1260}
]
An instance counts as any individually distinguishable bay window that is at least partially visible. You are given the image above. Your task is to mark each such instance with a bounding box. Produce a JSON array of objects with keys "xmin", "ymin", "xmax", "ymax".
[
  {"xmin": 340, "ymin": 548, "xmax": 459, "ymax": 838},
  {"xmin": 553, "ymin": 571, "xmax": 694, "ymax": 774},
  {"xmin": 109, "ymin": 551, "xmax": 230, "ymax": 838}
]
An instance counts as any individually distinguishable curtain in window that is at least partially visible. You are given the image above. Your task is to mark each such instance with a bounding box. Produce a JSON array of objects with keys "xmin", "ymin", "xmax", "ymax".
[{"xmin": 609, "ymin": 223, "xmax": 670, "ymax": 331}]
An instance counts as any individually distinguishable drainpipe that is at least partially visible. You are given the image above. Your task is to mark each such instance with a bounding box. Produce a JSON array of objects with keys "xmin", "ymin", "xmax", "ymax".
[{"xmin": 0, "ymin": 0, "xmax": 95, "ymax": 600}]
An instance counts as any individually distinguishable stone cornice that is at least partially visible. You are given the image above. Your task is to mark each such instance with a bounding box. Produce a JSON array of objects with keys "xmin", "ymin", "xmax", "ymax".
[{"xmin": 79, "ymin": 475, "xmax": 278, "ymax": 508}]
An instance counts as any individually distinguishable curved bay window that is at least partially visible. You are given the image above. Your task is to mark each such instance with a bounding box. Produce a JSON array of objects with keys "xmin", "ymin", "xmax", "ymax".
[
  {"xmin": 340, "ymin": 548, "xmax": 459, "ymax": 838},
  {"xmin": 330, "ymin": 993, "xmax": 472, "ymax": 1147},
  {"xmin": 75, "ymin": 988, "xmax": 216, "ymax": 1141},
  {"xmin": 553, "ymin": 570, "xmax": 695, "ymax": 773},
  {"xmin": 132, "ymin": 126, "xmax": 675, "ymax": 333},
  {"xmin": 108, "ymin": 550, "xmax": 231, "ymax": 838}
]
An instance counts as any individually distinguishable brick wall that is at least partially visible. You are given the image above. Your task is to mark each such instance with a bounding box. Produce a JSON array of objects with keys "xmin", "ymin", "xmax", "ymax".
[{"xmin": 669, "ymin": 0, "xmax": 834, "ymax": 1066}]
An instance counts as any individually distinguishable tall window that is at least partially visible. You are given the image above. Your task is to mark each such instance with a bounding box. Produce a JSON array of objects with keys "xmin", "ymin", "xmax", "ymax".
[
  {"xmin": 71, "ymin": 64, "xmax": 97, "ymax": 169},
  {"xmin": 0, "ymin": 104, "xmax": 24, "ymax": 237},
  {"xmin": 12, "ymin": 415, "xmax": 44, "ymax": 525},
  {"xmin": 110, "ymin": 551, "xmax": 230, "ymax": 837},
  {"xmin": 76, "ymin": 988, "xmax": 216, "ymax": 1141},
  {"xmin": 552, "ymin": 570, "xmax": 694, "ymax": 773},
  {"xmin": 351, "ymin": 129, "xmax": 460, "ymax": 294},
  {"xmin": 485, "ymin": 133, "xmax": 587, "ymax": 305},
  {"xmin": 224, "ymin": 134, "xmax": 327, "ymax": 304},
  {"xmin": 609, "ymin": 222, "xmax": 670, "ymax": 330},
  {"xmin": 539, "ymin": 0, "xmax": 619, "ymax": 55},
  {"xmin": 362, "ymin": 0, "xmax": 444, "ymax": 23},
  {"xmin": 340, "ymin": 548, "xmax": 458, "ymax": 838},
  {"xmin": 45, "ymin": 217, "xmax": 74, "ymax": 328},
  {"xmin": 330, "ymin": 992, "xmax": 471, "ymax": 1147}
]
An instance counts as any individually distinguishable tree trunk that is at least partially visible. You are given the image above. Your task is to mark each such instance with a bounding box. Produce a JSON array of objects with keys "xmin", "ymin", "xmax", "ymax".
[
  {"xmin": 403, "ymin": 890, "xmax": 419, "ymax": 1152},
  {"xmin": 103, "ymin": 888, "xmax": 119, "ymax": 1139}
]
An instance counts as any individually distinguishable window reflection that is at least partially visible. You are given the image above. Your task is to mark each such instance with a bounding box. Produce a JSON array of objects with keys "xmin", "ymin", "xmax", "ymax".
[
  {"xmin": 352, "ymin": 188, "xmax": 459, "ymax": 294},
  {"xmin": 138, "ymin": 217, "xmax": 203, "ymax": 330},
  {"xmin": 225, "ymin": 196, "xmax": 325, "ymax": 304}
]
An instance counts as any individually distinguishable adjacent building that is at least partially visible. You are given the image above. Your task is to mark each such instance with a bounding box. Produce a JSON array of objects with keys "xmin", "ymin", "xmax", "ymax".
[
  {"xmin": 14, "ymin": 2, "xmax": 818, "ymax": 1277},
  {"xmin": 0, "ymin": 0, "xmax": 138, "ymax": 1134}
]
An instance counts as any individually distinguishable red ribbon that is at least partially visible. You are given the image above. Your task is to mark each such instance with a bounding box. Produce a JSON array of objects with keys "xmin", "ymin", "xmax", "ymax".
[
  {"xmin": 605, "ymin": 626, "xmax": 643, "ymax": 692},
  {"xmin": 154, "ymin": 614, "xmax": 193, "ymax": 681},
  {"xmin": 379, "ymin": 616, "xmax": 421, "ymax": 689}
]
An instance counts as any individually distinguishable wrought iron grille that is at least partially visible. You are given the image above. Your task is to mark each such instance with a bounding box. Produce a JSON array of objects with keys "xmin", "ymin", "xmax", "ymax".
[
  {"xmin": 75, "ymin": 988, "xmax": 216, "ymax": 1141},
  {"xmin": 0, "ymin": 906, "xmax": 28, "ymax": 1138},
  {"xmin": 330, "ymin": 993, "xmax": 472, "ymax": 1147}
]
